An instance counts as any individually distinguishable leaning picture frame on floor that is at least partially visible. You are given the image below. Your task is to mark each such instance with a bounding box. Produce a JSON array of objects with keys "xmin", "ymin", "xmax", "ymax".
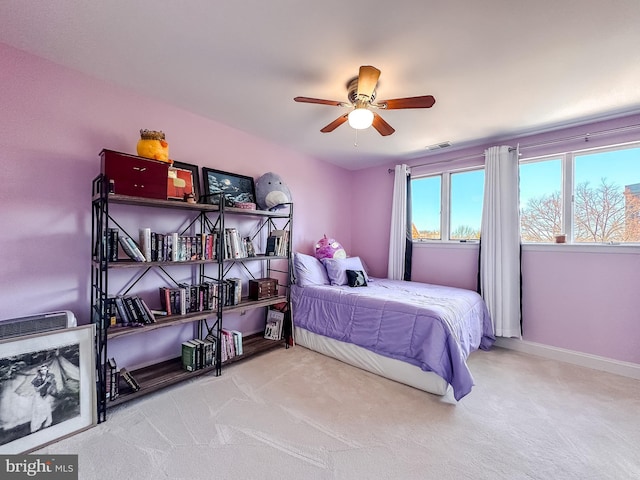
[{"xmin": 0, "ymin": 325, "xmax": 97, "ymax": 454}]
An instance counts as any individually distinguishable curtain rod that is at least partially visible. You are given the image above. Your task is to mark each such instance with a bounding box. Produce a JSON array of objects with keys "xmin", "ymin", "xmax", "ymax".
[
  {"xmin": 388, "ymin": 152, "xmax": 483, "ymax": 173},
  {"xmin": 508, "ymin": 122, "xmax": 640, "ymax": 152},
  {"xmin": 388, "ymin": 122, "xmax": 640, "ymax": 173}
]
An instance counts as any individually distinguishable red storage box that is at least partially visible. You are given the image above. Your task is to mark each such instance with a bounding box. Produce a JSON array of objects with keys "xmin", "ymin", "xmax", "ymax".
[{"xmin": 100, "ymin": 149, "xmax": 169, "ymax": 200}]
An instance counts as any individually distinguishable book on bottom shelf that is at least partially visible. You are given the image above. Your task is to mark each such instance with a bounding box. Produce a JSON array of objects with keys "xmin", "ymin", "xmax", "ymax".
[
  {"xmin": 221, "ymin": 329, "xmax": 236, "ymax": 360},
  {"xmin": 202, "ymin": 337, "xmax": 216, "ymax": 366},
  {"xmin": 205, "ymin": 333, "xmax": 219, "ymax": 364},
  {"xmin": 182, "ymin": 340, "xmax": 197, "ymax": 372},
  {"xmin": 119, "ymin": 367, "xmax": 140, "ymax": 392},
  {"xmin": 182, "ymin": 337, "xmax": 216, "ymax": 371},
  {"xmin": 231, "ymin": 330, "xmax": 243, "ymax": 355}
]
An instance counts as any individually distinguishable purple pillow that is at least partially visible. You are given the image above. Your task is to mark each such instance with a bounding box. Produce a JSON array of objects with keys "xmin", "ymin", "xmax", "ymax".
[
  {"xmin": 293, "ymin": 252, "xmax": 330, "ymax": 286},
  {"xmin": 321, "ymin": 256, "xmax": 369, "ymax": 286}
]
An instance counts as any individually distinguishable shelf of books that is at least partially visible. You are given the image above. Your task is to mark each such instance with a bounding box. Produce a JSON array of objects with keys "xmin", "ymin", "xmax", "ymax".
[
  {"xmin": 222, "ymin": 333, "xmax": 287, "ymax": 366},
  {"xmin": 91, "ymin": 173, "xmax": 293, "ymax": 422},
  {"xmin": 107, "ymin": 357, "xmax": 214, "ymax": 407},
  {"xmin": 106, "ymin": 295, "xmax": 287, "ymax": 340},
  {"xmin": 106, "ymin": 333, "xmax": 286, "ymax": 408}
]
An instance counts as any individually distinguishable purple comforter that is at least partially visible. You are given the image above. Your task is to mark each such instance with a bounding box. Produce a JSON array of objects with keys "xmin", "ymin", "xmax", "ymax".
[{"xmin": 292, "ymin": 278, "xmax": 495, "ymax": 400}]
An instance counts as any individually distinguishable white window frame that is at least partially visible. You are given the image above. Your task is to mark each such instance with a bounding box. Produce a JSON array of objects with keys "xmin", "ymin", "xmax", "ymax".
[
  {"xmin": 520, "ymin": 141, "xmax": 640, "ymax": 247},
  {"xmin": 411, "ymin": 166, "xmax": 484, "ymax": 243},
  {"xmin": 411, "ymin": 140, "xmax": 640, "ymax": 251},
  {"xmin": 518, "ymin": 153, "xmax": 567, "ymax": 242}
]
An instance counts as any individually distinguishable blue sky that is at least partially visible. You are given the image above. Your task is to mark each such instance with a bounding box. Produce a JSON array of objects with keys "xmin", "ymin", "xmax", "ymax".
[{"xmin": 412, "ymin": 145, "xmax": 640, "ymax": 232}]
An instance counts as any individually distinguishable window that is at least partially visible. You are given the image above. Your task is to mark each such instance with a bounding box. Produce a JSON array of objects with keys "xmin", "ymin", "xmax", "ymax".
[
  {"xmin": 411, "ymin": 142, "xmax": 640, "ymax": 246},
  {"xmin": 450, "ymin": 169, "xmax": 484, "ymax": 240},
  {"xmin": 519, "ymin": 143, "xmax": 640, "ymax": 244},
  {"xmin": 573, "ymin": 147, "xmax": 640, "ymax": 243},
  {"xmin": 519, "ymin": 157, "xmax": 563, "ymax": 242},
  {"xmin": 411, "ymin": 175, "xmax": 441, "ymax": 240},
  {"xmin": 411, "ymin": 168, "xmax": 484, "ymax": 241}
]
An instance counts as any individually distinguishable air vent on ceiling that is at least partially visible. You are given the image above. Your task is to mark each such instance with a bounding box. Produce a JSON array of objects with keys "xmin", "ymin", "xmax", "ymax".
[
  {"xmin": 0, "ymin": 311, "xmax": 77, "ymax": 341},
  {"xmin": 426, "ymin": 141, "xmax": 452, "ymax": 150}
]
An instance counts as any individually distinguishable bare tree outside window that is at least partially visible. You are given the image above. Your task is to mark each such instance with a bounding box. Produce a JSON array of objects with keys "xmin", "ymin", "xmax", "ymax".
[
  {"xmin": 520, "ymin": 179, "xmax": 640, "ymax": 243},
  {"xmin": 520, "ymin": 191, "xmax": 563, "ymax": 242},
  {"xmin": 450, "ymin": 225, "xmax": 481, "ymax": 240}
]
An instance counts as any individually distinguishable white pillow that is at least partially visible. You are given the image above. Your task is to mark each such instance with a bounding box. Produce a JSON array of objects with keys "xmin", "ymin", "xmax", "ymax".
[
  {"xmin": 293, "ymin": 252, "xmax": 330, "ymax": 286},
  {"xmin": 321, "ymin": 256, "xmax": 369, "ymax": 286}
]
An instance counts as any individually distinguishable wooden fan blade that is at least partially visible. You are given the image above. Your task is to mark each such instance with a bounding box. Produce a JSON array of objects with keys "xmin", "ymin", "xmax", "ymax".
[
  {"xmin": 320, "ymin": 114, "xmax": 349, "ymax": 133},
  {"xmin": 357, "ymin": 65, "xmax": 381, "ymax": 99},
  {"xmin": 294, "ymin": 96, "xmax": 344, "ymax": 106},
  {"xmin": 379, "ymin": 95, "xmax": 436, "ymax": 109},
  {"xmin": 372, "ymin": 113, "xmax": 395, "ymax": 136}
]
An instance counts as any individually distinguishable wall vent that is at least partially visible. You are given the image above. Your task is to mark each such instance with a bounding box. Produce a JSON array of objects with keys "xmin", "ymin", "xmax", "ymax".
[
  {"xmin": 426, "ymin": 141, "xmax": 452, "ymax": 150},
  {"xmin": 0, "ymin": 311, "xmax": 77, "ymax": 341}
]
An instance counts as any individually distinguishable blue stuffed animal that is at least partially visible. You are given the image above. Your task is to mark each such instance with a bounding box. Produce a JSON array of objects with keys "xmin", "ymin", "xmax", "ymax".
[{"xmin": 255, "ymin": 172, "xmax": 292, "ymax": 210}]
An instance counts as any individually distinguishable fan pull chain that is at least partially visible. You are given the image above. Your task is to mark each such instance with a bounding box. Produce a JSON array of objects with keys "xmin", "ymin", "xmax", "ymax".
[{"xmin": 354, "ymin": 129, "xmax": 359, "ymax": 147}]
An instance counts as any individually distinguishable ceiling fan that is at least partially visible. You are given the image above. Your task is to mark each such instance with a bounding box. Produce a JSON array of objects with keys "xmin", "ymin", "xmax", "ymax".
[{"xmin": 294, "ymin": 65, "xmax": 435, "ymax": 136}]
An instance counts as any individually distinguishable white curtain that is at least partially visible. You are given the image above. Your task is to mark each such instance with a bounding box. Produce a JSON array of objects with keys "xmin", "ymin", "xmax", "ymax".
[
  {"xmin": 480, "ymin": 146, "xmax": 521, "ymax": 338},
  {"xmin": 388, "ymin": 164, "xmax": 410, "ymax": 280}
]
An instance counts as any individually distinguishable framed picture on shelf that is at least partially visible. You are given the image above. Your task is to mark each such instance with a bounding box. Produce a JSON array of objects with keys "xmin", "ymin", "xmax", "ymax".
[
  {"xmin": 168, "ymin": 161, "xmax": 200, "ymax": 202},
  {"xmin": 0, "ymin": 325, "xmax": 97, "ymax": 454},
  {"xmin": 264, "ymin": 309, "xmax": 284, "ymax": 340},
  {"xmin": 202, "ymin": 167, "xmax": 256, "ymax": 207}
]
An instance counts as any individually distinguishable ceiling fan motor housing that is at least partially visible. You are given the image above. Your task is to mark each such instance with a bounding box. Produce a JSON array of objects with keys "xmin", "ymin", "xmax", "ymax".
[{"xmin": 347, "ymin": 77, "xmax": 376, "ymax": 104}]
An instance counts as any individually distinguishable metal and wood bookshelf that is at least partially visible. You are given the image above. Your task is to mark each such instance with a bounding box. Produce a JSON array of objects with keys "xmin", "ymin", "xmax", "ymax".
[{"xmin": 91, "ymin": 174, "xmax": 293, "ymax": 422}]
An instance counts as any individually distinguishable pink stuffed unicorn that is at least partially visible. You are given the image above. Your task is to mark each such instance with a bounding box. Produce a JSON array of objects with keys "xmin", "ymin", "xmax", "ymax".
[{"xmin": 314, "ymin": 235, "xmax": 346, "ymax": 260}]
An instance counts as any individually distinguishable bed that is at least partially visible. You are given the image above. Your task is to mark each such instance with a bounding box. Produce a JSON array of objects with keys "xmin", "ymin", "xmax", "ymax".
[{"xmin": 291, "ymin": 253, "xmax": 495, "ymax": 401}]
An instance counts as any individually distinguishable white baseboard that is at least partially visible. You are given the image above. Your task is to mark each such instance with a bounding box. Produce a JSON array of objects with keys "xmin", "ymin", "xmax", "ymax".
[{"xmin": 494, "ymin": 337, "xmax": 640, "ymax": 381}]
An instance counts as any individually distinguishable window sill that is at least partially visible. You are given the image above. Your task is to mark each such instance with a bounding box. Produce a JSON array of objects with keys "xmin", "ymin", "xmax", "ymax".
[
  {"xmin": 522, "ymin": 243, "xmax": 640, "ymax": 254},
  {"xmin": 412, "ymin": 240, "xmax": 640, "ymax": 254},
  {"xmin": 412, "ymin": 240, "xmax": 479, "ymax": 249}
]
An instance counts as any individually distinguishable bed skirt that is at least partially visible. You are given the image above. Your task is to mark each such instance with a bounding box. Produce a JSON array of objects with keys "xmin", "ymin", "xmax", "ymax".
[{"xmin": 294, "ymin": 326, "xmax": 450, "ymax": 397}]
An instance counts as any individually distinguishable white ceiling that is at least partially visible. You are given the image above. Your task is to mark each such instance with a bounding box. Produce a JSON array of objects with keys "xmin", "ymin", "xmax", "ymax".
[{"xmin": 2, "ymin": 0, "xmax": 640, "ymax": 170}]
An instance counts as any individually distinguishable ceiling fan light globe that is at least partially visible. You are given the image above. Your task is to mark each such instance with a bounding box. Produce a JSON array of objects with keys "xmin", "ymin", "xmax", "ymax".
[{"xmin": 348, "ymin": 108, "xmax": 374, "ymax": 130}]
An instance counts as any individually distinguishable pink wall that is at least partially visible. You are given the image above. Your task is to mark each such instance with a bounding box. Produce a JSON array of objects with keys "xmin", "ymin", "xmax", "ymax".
[
  {"xmin": 0, "ymin": 43, "xmax": 353, "ymax": 367},
  {"xmin": 522, "ymin": 250, "xmax": 639, "ymax": 362},
  {"xmin": 352, "ymin": 113, "xmax": 640, "ymax": 366},
  {"xmin": 411, "ymin": 245, "xmax": 480, "ymax": 291},
  {"xmin": 349, "ymin": 167, "xmax": 394, "ymax": 276}
]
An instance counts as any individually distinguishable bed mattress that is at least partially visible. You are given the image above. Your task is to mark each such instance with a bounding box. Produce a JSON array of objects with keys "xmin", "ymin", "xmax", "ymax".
[
  {"xmin": 291, "ymin": 278, "xmax": 495, "ymax": 400},
  {"xmin": 294, "ymin": 326, "xmax": 450, "ymax": 396}
]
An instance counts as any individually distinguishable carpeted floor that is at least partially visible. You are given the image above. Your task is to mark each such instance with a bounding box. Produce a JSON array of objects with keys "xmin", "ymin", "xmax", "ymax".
[{"xmin": 37, "ymin": 346, "xmax": 640, "ymax": 479}]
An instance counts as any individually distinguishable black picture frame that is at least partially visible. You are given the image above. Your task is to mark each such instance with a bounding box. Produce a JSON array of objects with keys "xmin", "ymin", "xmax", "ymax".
[
  {"xmin": 202, "ymin": 167, "xmax": 256, "ymax": 207},
  {"xmin": 168, "ymin": 161, "xmax": 200, "ymax": 202},
  {"xmin": 0, "ymin": 325, "xmax": 96, "ymax": 454}
]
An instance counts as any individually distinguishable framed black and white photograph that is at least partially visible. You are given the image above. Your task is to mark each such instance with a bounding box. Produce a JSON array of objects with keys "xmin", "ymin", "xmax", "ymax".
[
  {"xmin": 202, "ymin": 167, "xmax": 256, "ymax": 207},
  {"xmin": 0, "ymin": 325, "xmax": 96, "ymax": 454},
  {"xmin": 168, "ymin": 161, "xmax": 200, "ymax": 202}
]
